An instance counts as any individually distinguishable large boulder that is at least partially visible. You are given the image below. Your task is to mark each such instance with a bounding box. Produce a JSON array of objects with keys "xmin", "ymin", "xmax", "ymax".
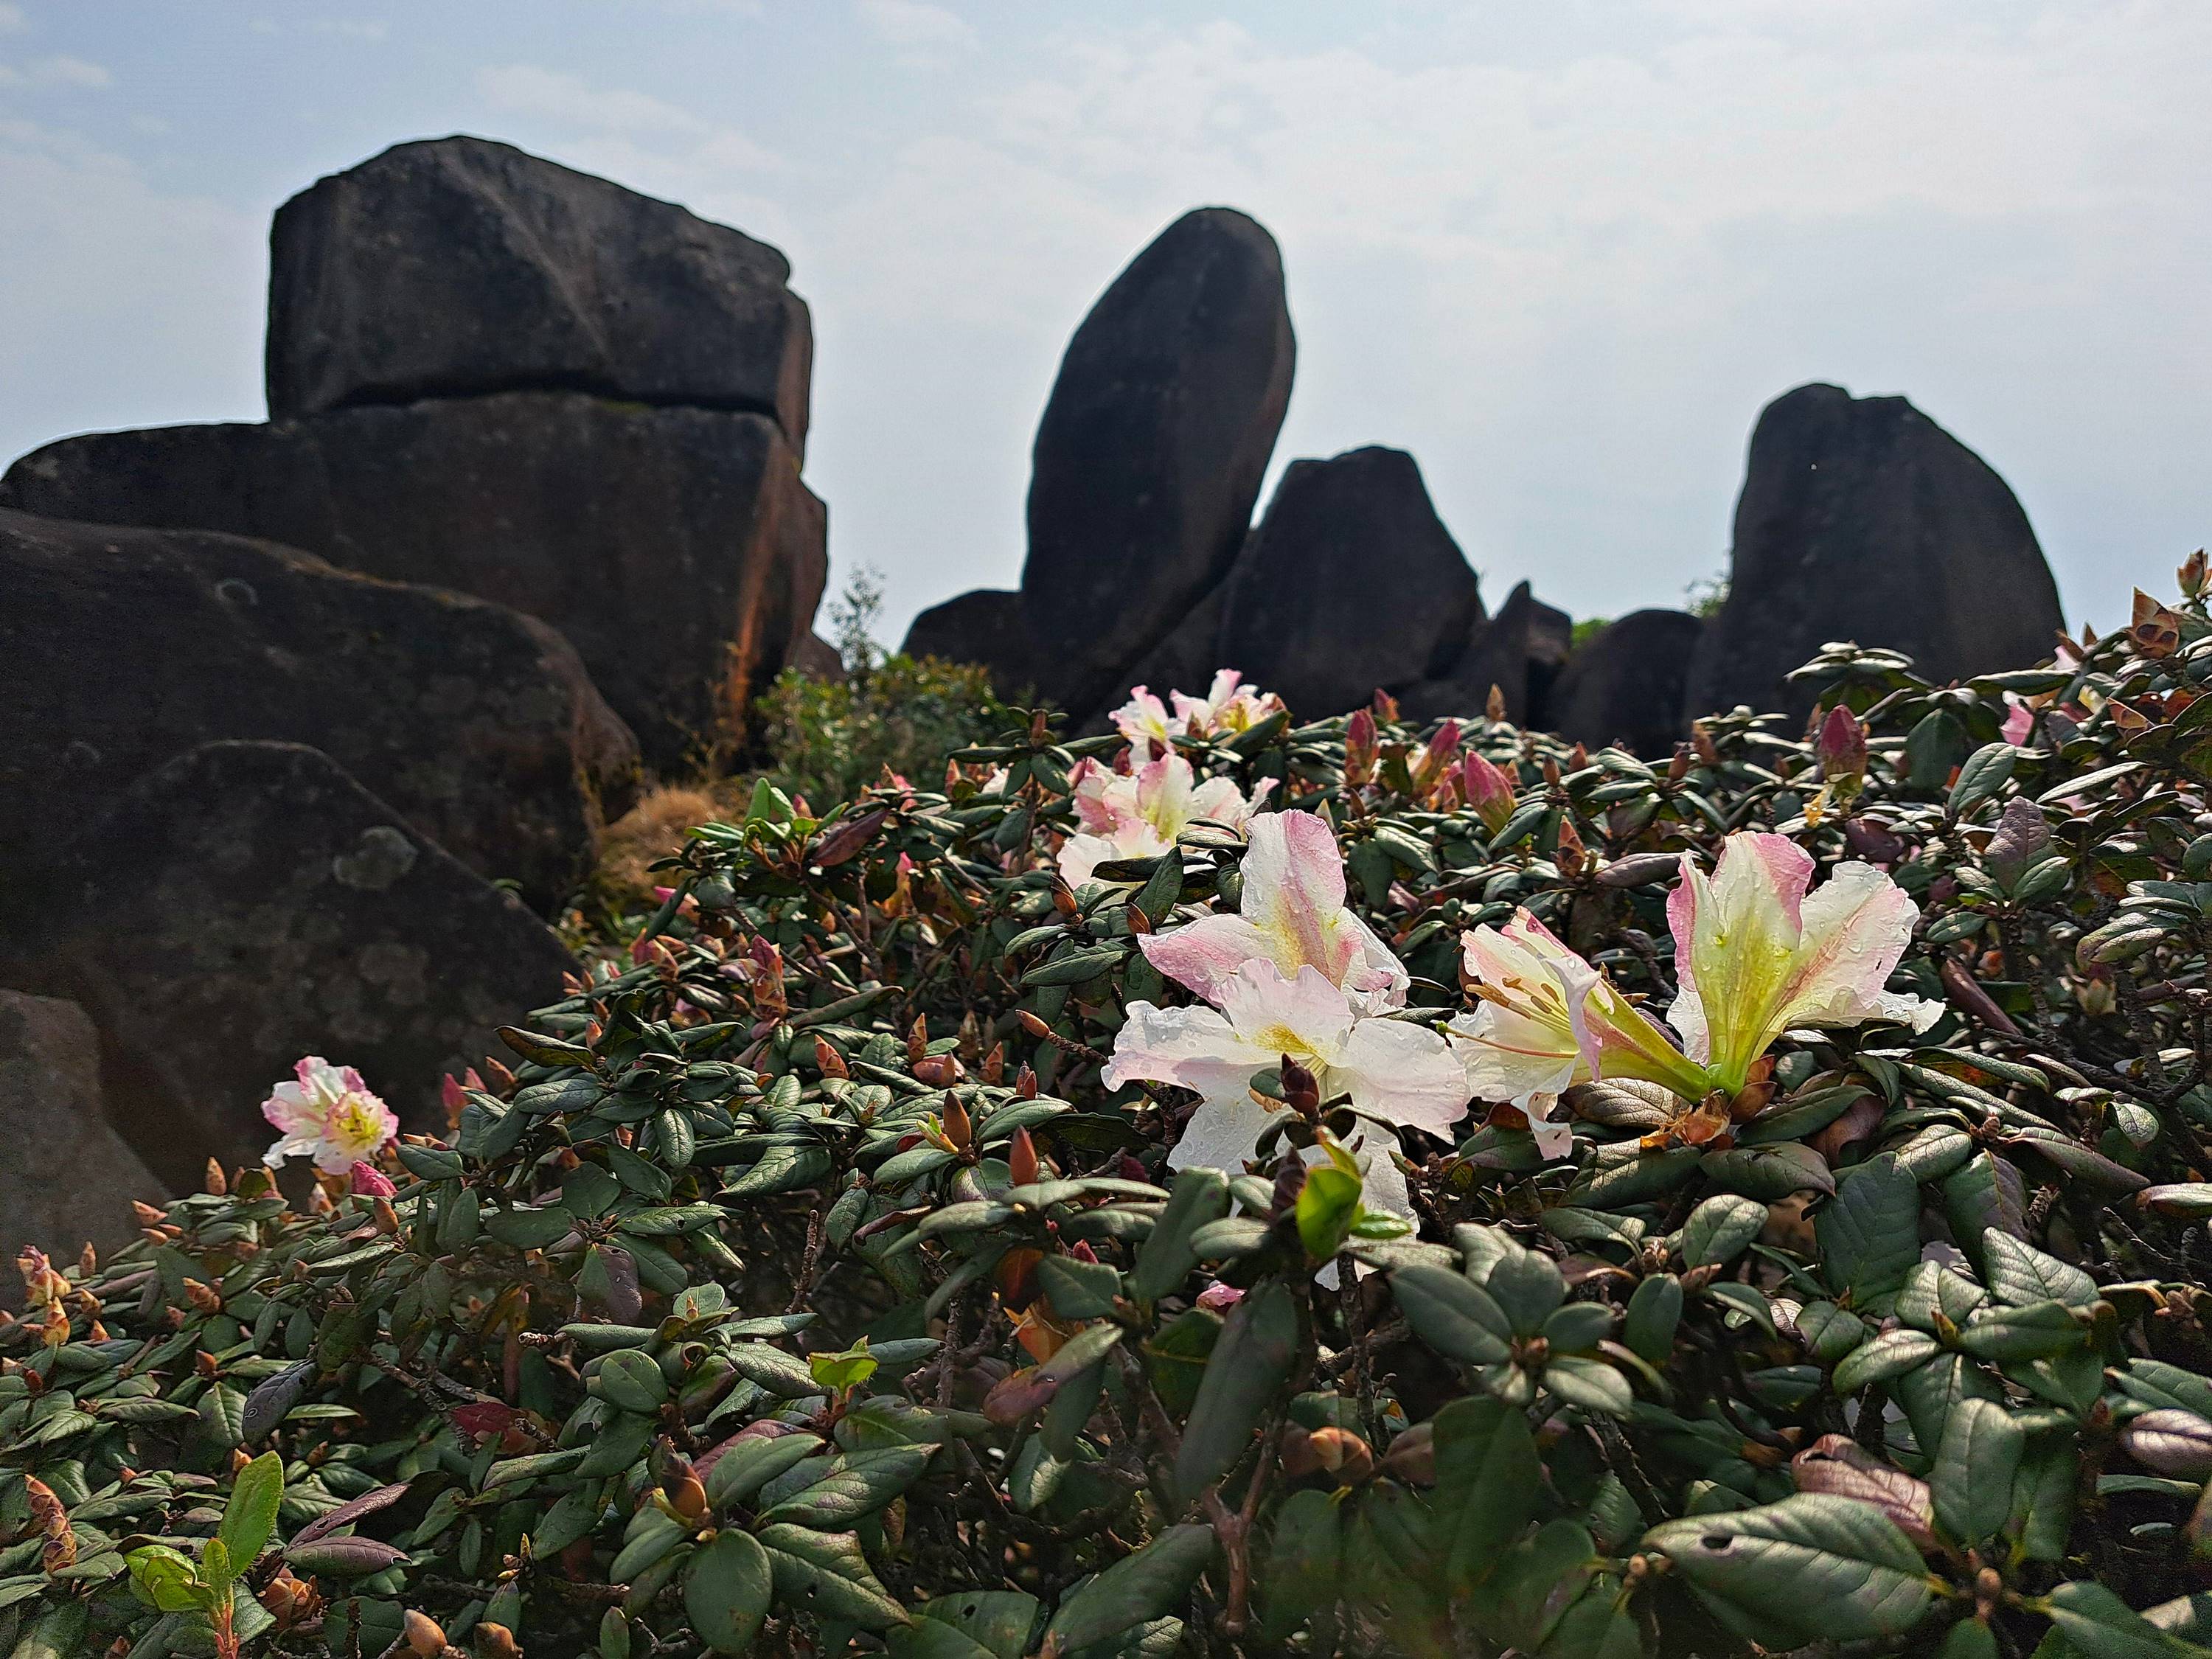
[
  {"xmin": 0, "ymin": 508, "xmax": 638, "ymax": 914},
  {"xmin": 1020, "ymin": 208, "xmax": 1295, "ymax": 718},
  {"xmin": 1549, "ymin": 609, "xmax": 1705, "ymax": 758},
  {"xmin": 1684, "ymin": 383, "xmax": 2065, "ymax": 722},
  {"xmin": 40, "ymin": 741, "xmax": 576, "ymax": 1187},
  {"xmin": 0, "ymin": 990, "xmax": 167, "ymax": 1262},
  {"xmin": 1215, "ymin": 447, "xmax": 1484, "ymax": 716},
  {"xmin": 266, "ymin": 136, "xmax": 813, "ymax": 452},
  {"xmin": 902, "ymin": 588, "xmax": 1038, "ymax": 700},
  {"xmin": 0, "ymin": 394, "xmax": 826, "ymax": 772},
  {"xmin": 1399, "ymin": 581, "xmax": 1574, "ymax": 726}
]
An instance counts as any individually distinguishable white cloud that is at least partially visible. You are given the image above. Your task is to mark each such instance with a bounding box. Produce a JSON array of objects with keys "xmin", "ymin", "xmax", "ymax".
[
  {"xmin": 859, "ymin": 0, "xmax": 975, "ymax": 53},
  {"xmin": 0, "ymin": 122, "xmax": 263, "ymax": 465},
  {"xmin": 308, "ymin": 20, "xmax": 388, "ymax": 42},
  {"xmin": 15, "ymin": 55, "xmax": 111, "ymax": 88},
  {"xmin": 476, "ymin": 63, "xmax": 782, "ymax": 172},
  {"xmin": 0, "ymin": 5, "xmax": 24, "ymax": 35}
]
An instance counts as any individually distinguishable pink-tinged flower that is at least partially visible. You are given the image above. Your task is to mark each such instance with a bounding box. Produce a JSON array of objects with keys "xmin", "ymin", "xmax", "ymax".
[
  {"xmin": 1451, "ymin": 911, "xmax": 1709, "ymax": 1154},
  {"xmin": 1106, "ymin": 960, "xmax": 1467, "ymax": 1224},
  {"xmin": 1110, "ymin": 685, "xmax": 1178, "ymax": 758},
  {"xmin": 262, "ymin": 1057, "xmax": 398, "ymax": 1175},
  {"xmin": 1459, "ymin": 753, "xmax": 1519, "ymax": 834},
  {"xmin": 2000, "ymin": 695, "xmax": 2036, "ymax": 746},
  {"xmin": 1172, "ymin": 669, "xmax": 1285, "ymax": 739},
  {"xmin": 1666, "ymin": 832, "xmax": 1942, "ymax": 1095},
  {"xmin": 347, "ymin": 1161, "xmax": 397, "ymax": 1198},
  {"xmin": 1138, "ymin": 810, "xmax": 1406, "ymax": 1009},
  {"xmin": 1058, "ymin": 753, "xmax": 1273, "ymax": 888}
]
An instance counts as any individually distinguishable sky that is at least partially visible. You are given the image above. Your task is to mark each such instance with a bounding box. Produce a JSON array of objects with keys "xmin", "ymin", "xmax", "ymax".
[{"xmin": 1, "ymin": 1, "xmax": 2207, "ymax": 646}]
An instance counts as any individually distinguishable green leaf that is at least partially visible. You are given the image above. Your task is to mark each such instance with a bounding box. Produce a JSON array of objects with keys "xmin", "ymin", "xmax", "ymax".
[
  {"xmin": 907, "ymin": 1591, "xmax": 1040, "ymax": 1659},
  {"xmin": 485, "ymin": 1203, "xmax": 577, "ymax": 1250},
  {"xmin": 2039, "ymin": 1580, "xmax": 2212, "ymax": 1658},
  {"xmin": 1431, "ymin": 1396, "xmax": 1541, "ymax": 1590},
  {"xmin": 1933, "ymin": 1397, "xmax": 2025, "ymax": 1549},
  {"xmin": 684, "ymin": 1528, "xmax": 773, "ymax": 1654},
  {"xmin": 1955, "ymin": 1300, "xmax": 2087, "ymax": 1363},
  {"xmin": 198, "ymin": 1382, "xmax": 246, "ymax": 1450},
  {"xmin": 1833, "ymin": 1329, "xmax": 1941, "ymax": 1392},
  {"xmin": 758, "ymin": 1523, "xmax": 908, "ymax": 1630},
  {"xmin": 705, "ymin": 1433, "xmax": 827, "ymax": 1511},
  {"xmin": 1294, "ymin": 1158, "xmax": 1366, "ymax": 1261},
  {"xmin": 810, "ymin": 1340, "xmax": 882, "ymax": 1394},
  {"xmin": 1042, "ymin": 1523, "xmax": 1216, "ymax": 1658},
  {"xmin": 1818, "ymin": 1154, "xmax": 1921, "ymax": 1298},
  {"xmin": 1393, "ymin": 1264, "xmax": 1513, "ymax": 1366},
  {"xmin": 1037, "ymin": 1256, "xmax": 1124, "ymax": 1323},
  {"xmin": 1174, "ymin": 1281, "xmax": 1298, "ymax": 1506},
  {"xmin": 1951, "ymin": 742, "xmax": 2018, "ymax": 817},
  {"xmin": 1644, "ymin": 1494, "xmax": 1938, "ymax": 1647},
  {"xmin": 1700, "ymin": 1141, "xmax": 1834, "ymax": 1200},
  {"xmin": 1624, "ymin": 1274, "xmax": 1683, "ymax": 1366},
  {"xmin": 1680, "ymin": 1195, "xmax": 1769, "ymax": 1268},
  {"xmin": 762, "ymin": 1444, "xmax": 934, "ymax": 1528},
  {"xmin": 1259, "ymin": 1488, "xmax": 1340, "ymax": 1641},
  {"xmin": 1141, "ymin": 1308, "xmax": 1222, "ymax": 1419},
  {"xmin": 1981, "ymin": 1231, "xmax": 2098, "ymax": 1309},
  {"xmin": 127, "ymin": 1544, "xmax": 209, "ymax": 1613},
  {"xmin": 218, "ymin": 1450, "xmax": 285, "ymax": 1576}
]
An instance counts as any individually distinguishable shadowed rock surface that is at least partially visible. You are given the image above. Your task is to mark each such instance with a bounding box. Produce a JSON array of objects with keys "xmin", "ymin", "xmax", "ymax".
[
  {"xmin": 902, "ymin": 588, "xmax": 1038, "ymax": 700},
  {"xmin": 267, "ymin": 136, "xmax": 813, "ymax": 451},
  {"xmin": 41, "ymin": 741, "xmax": 575, "ymax": 1189},
  {"xmin": 0, "ymin": 508, "xmax": 638, "ymax": 914},
  {"xmin": 1020, "ymin": 207, "xmax": 1295, "ymax": 719},
  {"xmin": 1215, "ymin": 445, "xmax": 1484, "ymax": 716},
  {"xmin": 1684, "ymin": 383, "xmax": 2065, "ymax": 723},
  {"xmin": 1549, "ymin": 608, "xmax": 1706, "ymax": 758},
  {"xmin": 0, "ymin": 394, "xmax": 826, "ymax": 772},
  {"xmin": 0, "ymin": 990, "xmax": 167, "ymax": 1263},
  {"xmin": 1399, "ymin": 580, "xmax": 1574, "ymax": 725}
]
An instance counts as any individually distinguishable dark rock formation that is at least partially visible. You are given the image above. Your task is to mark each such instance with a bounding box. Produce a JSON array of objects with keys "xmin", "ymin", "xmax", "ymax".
[
  {"xmin": 267, "ymin": 136, "xmax": 812, "ymax": 452},
  {"xmin": 0, "ymin": 508, "xmax": 638, "ymax": 914},
  {"xmin": 43, "ymin": 741, "xmax": 575, "ymax": 1188},
  {"xmin": 0, "ymin": 990, "xmax": 167, "ymax": 1261},
  {"xmin": 1020, "ymin": 208, "xmax": 1295, "ymax": 718},
  {"xmin": 1684, "ymin": 383, "xmax": 2065, "ymax": 722},
  {"xmin": 1549, "ymin": 609, "xmax": 1705, "ymax": 758},
  {"xmin": 1399, "ymin": 581, "xmax": 1574, "ymax": 725},
  {"xmin": 1215, "ymin": 446, "xmax": 1484, "ymax": 716},
  {"xmin": 902, "ymin": 588, "xmax": 1038, "ymax": 699},
  {"xmin": 1, "ymin": 394, "xmax": 825, "ymax": 772}
]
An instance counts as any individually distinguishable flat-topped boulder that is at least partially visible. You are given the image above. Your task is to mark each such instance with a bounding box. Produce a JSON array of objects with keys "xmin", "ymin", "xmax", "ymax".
[
  {"xmin": 267, "ymin": 136, "xmax": 813, "ymax": 451},
  {"xmin": 1684, "ymin": 383, "xmax": 2065, "ymax": 720},
  {"xmin": 0, "ymin": 394, "xmax": 826, "ymax": 772},
  {"xmin": 43, "ymin": 741, "xmax": 576, "ymax": 1186},
  {"xmin": 1550, "ymin": 608, "xmax": 1705, "ymax": 758},
  {"xmin": 0, "ymin": 507, "xmax": 637, "ymax": 914},
  {"xmin": 1215, "ymin": 446, "xmax": 1484, "ymax": 716},
  {"xmin": 1020, "ymin": 207, "xmax": 1294, "ymax": 719}
]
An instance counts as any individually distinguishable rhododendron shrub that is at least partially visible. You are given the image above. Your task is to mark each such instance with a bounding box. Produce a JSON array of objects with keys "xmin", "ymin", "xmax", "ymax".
[{"xmin": 18, "ymin": 591, "xmax": 2212, "ymax": 1659}]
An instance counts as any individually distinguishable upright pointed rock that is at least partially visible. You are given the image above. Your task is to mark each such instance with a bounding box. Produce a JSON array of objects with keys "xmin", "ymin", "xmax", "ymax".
[{"xmin": 1020, "ymin": 208, "xmax": 1295, "ymax": 719}]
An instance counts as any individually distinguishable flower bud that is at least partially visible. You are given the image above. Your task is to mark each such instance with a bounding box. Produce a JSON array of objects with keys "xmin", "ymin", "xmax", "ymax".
[
  {"xmin": 814, "ymin": 1036, "xmax": 850, "ymax": 1079},
  {"xmin": 1815, "ymin": 705, "xmax": 1868, "ymax": 786},
  {"xmin": 476, "ymin": 1623, "xmax": 521, "ymax": 1659},
  {"xmin": 1344, "ymin": 709, "xmax": 1378, "ymax": 787},
  {"xmin": 204, "ymin": 1158, "xmax": 227, "ymax": 1197},
  {"xmin": 981, "ymin": 1042, "xmax": 1005, "ymax": 1085},
  {"xmin": 2180, "ymin": 549, "xmax": 2208, "ymax": 599},
  {"xmin": 1008, "ymin": 1127, "xmax": 1041, "ymax": 1187},
  {"xmin": 1459, "ymin": 753, "xmax": 1519, "ymax": 835},
  {"xmin": 404, "ymin": 1610, "xmax": 448, "ymax": 1657},
  {"xmin": 349, "ymin": 1161, "xmax": 397, "ymax": 1199}
]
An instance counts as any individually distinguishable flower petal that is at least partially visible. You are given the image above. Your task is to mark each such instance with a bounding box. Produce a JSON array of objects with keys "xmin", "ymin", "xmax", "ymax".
[
  {"xmin": 1104, "ymin": 1000, "xmax": 1270, "ymax": 1104},
  {"xmin": 1166, "ymin": 1094, "xmax": 1282, "ymax": 1176},
  {"xmin": 1768, "ymin": 859, "xmax": 1942, "ymax": 1037},
  {"xmin": 1219, "ymin": 962, "xmax": 1358, "ymax": 1063},
  {"xmin": 1333, "ymin": 1017, "xmax": 1470, "ymax": 1138},
  {"xmin": 1666, "ymin": 833, "xmax": 1815, "ymax": 1088},
  {"xmin": 1138, "ymin": 914, "xmax": 1275, "ymax": 1003}
]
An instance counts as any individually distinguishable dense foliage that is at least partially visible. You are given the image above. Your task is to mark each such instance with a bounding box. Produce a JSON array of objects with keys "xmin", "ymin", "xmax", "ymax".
[
  {"xmin": 754, "ymin": 653, "xmax": 1013, "ymax": 814},
  {"xmin": 15, "ymin": 568, "xmax": 2212, "ymax": 1659}
]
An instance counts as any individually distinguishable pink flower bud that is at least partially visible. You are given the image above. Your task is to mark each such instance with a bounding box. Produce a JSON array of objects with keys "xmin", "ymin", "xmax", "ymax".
[
  {"xmin": 1459, "ymin": 752, "xmax": 1518, "ymax": 834},
  {"xmin": 1411, "ymin": 719, "xmax": 1461, "ymax": 791},
  {"xmin": 347, "ymin": 1161, "xmax": 396, "ymax": 1198},
  {"xmin": 1816, "ymin": 705, "xmax": 1868, "ymax": 783},
  {"xmin": 439, "ymin": 1072, "xmax": 469, "ymax": 1116},
  {"xmin": 1196, "ymin": 1282, "xmax": 1244, "ymax": 1311},
  {"xmin": 1345, "ymin": 709, "xmax": 1378, "ymax": 787}
]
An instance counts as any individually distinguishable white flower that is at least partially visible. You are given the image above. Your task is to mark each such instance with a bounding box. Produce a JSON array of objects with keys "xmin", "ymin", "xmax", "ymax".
[
  {"xmin": 262, "ymin": 1057, "xmax": 398, "ymax": 1175},
  {"xmin": 1057, "ymin": 752, "xmax": 1272, "ymax": 888},
  {"xmin": 1106, "ymin": 961, "xmax": 1467, "ymax": 1222}
]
